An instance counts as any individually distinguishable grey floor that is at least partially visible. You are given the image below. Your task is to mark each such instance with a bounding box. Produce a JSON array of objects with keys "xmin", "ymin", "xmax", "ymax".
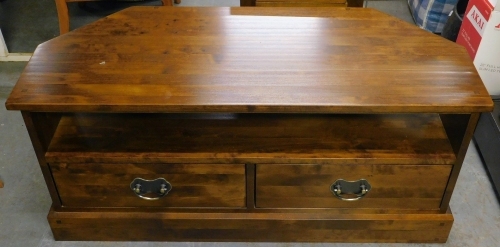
[{"xmin": 1, "ymin": 0, "xmax": 499, "ymax": 246}]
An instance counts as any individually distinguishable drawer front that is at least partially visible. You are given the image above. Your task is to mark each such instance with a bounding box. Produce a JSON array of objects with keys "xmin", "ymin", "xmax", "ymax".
[
  {"xmin": 256, "ymin": 164, "xmax": 451, "ymax": 209},
  {"xmin": 51, "ymin": 163, "xmax": 246, "ymax": 208},
  {"xmin": 256, "ymin": 0, "xmax": 347, "ymax": 7}
]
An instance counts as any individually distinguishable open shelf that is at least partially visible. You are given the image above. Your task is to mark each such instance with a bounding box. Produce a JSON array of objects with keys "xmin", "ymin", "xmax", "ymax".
[{"xmin": 45, "ymin": 113, "xmax": 456, "ymax": 164}]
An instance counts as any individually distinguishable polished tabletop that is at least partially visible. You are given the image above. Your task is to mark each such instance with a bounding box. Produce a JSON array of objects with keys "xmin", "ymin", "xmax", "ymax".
[{"xmin": 5, "ymin": 7, "xmax": 493, "ymax": 113}]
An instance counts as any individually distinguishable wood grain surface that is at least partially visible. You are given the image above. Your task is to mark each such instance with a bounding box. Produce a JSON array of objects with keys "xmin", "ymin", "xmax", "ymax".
[
  {"xmin": 45, "ymin": 113, "xmax": 456, "ymax": 164},
  {"xmin": 256, "ymin": 0, "xmax": 347, "ymax": 7},
  {"xmin": 5, "ymin": 7, "xmax": 492, "ymax": 113},
  {"xmin": 48, "ymin": 207, "xmax": 454, "ymax": 242},
  {"xmin": 4, "ymin": 6, "xmax": 490, "ymax": 243},
  {"xmin": 51, "ymin": 163, "xmax": 246, "ymax": 208},
  {"xmin": 244, "ymin": 0, "xmax": 363, "ymax": 8},
  {"xmin": 256, "ymin": 164, "xmax": 451, "ymax": 209}
]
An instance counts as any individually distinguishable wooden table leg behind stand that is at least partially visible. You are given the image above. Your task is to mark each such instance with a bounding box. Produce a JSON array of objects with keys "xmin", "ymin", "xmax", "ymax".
[
  {"xmin": 239, "ymin": 0, "xmax": 364, "ymax": 7},
  {"xmin": 54, "ymin": 0, "xmax": 180, "ymax": 35}
]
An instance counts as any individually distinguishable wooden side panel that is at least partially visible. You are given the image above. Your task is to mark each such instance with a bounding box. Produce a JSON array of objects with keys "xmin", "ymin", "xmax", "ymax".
[
  {"xmin": 48, "ymin": 207, "xmax": 454, "ymax": 242},
  {"xmin": 440, "ymin": 114, "xmax": 471, "ymax": 156},
  {"xmin": 50, "ymin": 163, "xmax": 246, "ymax": 208},
  {"xmin": 439, "ymin": 113, "xmax": 480, "ymax": 212},
  {"xmin": 22, "ymin": 112, "xmax": 63, "ymax": 206},
  {"xmin": 256, "ymin": 0, "xmax": 346, "ymax": 7},
  {"xmin": 256, "ymin": 164, "xmax": 452, "ymax": 209}
]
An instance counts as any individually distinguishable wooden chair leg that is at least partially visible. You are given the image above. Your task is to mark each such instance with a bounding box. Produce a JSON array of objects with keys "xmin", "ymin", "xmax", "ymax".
[
  {"xmin": 54, "ymin": 0, "xmax": 70, "ymax": 35},
  {"xmin": 55, "ymin": 0, "xmax": 179, "ymax": 35},
  {"xmin": 0, "ymin": 179, "xmax": 4, "ymax": 188}
]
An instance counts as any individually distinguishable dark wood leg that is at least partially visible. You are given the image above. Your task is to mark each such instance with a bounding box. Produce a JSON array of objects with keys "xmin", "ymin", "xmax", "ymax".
[
  {"xmin": 240, "ymin": 0, "xmax": 256, "ymax": 6},
  {"xmin": 347, "ymin": 0, "xmax": 364, "ymax": 7}
]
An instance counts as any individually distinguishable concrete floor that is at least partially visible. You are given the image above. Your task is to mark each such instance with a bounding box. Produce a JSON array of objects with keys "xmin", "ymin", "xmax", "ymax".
[{"xmin": 1, "ymin": 0, "xmax": 499, "ymax": 246}]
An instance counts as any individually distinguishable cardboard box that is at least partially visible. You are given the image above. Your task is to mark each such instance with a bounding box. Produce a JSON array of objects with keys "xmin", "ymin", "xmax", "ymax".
[
  {"xmin": 457, "ymin": 0, "xmax": 500, "ymax": 96},
  {"xmin": 457, "ymin": 0, "xmax": 497, "ymax": 58},
  {"xmin": 474, "ymin": 3, "xmax": 500, "ymax": 96},
  {"xmin": 457, "ymin": 0, "xmax": 500, "ymax": 95}
]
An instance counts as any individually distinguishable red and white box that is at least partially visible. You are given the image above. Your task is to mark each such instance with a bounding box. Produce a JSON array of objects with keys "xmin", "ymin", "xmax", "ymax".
[{"xmin": 457, "ymin": 0, "xmax": 500, "ymax": 96}]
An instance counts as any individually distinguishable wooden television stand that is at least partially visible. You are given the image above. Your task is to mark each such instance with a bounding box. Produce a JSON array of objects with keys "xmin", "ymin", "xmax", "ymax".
[{"xmin": 5, "ymin": 7, "xmax": 493, "ymax": 243}]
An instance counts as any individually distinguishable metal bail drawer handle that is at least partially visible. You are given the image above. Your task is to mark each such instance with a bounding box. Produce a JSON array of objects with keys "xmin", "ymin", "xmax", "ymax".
[
  {"xmin": 130, "ymin": 178, "xmax": 172, "ymax": 201},
  {"xmin": 330, "ymin": 179, "xmax": 371, "ymax": 201}
]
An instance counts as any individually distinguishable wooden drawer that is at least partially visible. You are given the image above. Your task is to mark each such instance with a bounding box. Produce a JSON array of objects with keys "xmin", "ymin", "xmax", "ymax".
[
  {"xmin": 50, "ymin": 163, "xmax": 246, "ymax": 208},
  {"xmin": 256, "ymin": 164, "xmax": 452, "ymax": 209},
  {"xmin": 256, "ymin": 0, "xmax": 347, "ymax": 7}
]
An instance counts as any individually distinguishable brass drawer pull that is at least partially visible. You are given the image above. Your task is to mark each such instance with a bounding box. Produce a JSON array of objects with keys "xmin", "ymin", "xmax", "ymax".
[
  {"xmin": 330, "ymin": 179, "xmax": 371, "ymax": 201},
  {"xmin": 130, "ymin": 178, "xmax": 172, "ymax": 201}
]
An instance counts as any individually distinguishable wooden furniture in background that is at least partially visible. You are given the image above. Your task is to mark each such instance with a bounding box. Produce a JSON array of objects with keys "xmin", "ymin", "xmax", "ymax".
[
  {"xmin": 240, "ymin": 0, "xmax": 364, "ymax": 7},
  {"xmin": 5, "ymin": 7, "xmax": 493, "ymax": 243},
  {"xmin": 55, "ymin": 0, "xmax": 362, "ymax": 35},
  {"xmin": 54, "ymin": 0, "xmax": 180, "ymax": 35},
  {"xmin": 0, "ymin": 179, "xmax": 3, "ymax": 188}
]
